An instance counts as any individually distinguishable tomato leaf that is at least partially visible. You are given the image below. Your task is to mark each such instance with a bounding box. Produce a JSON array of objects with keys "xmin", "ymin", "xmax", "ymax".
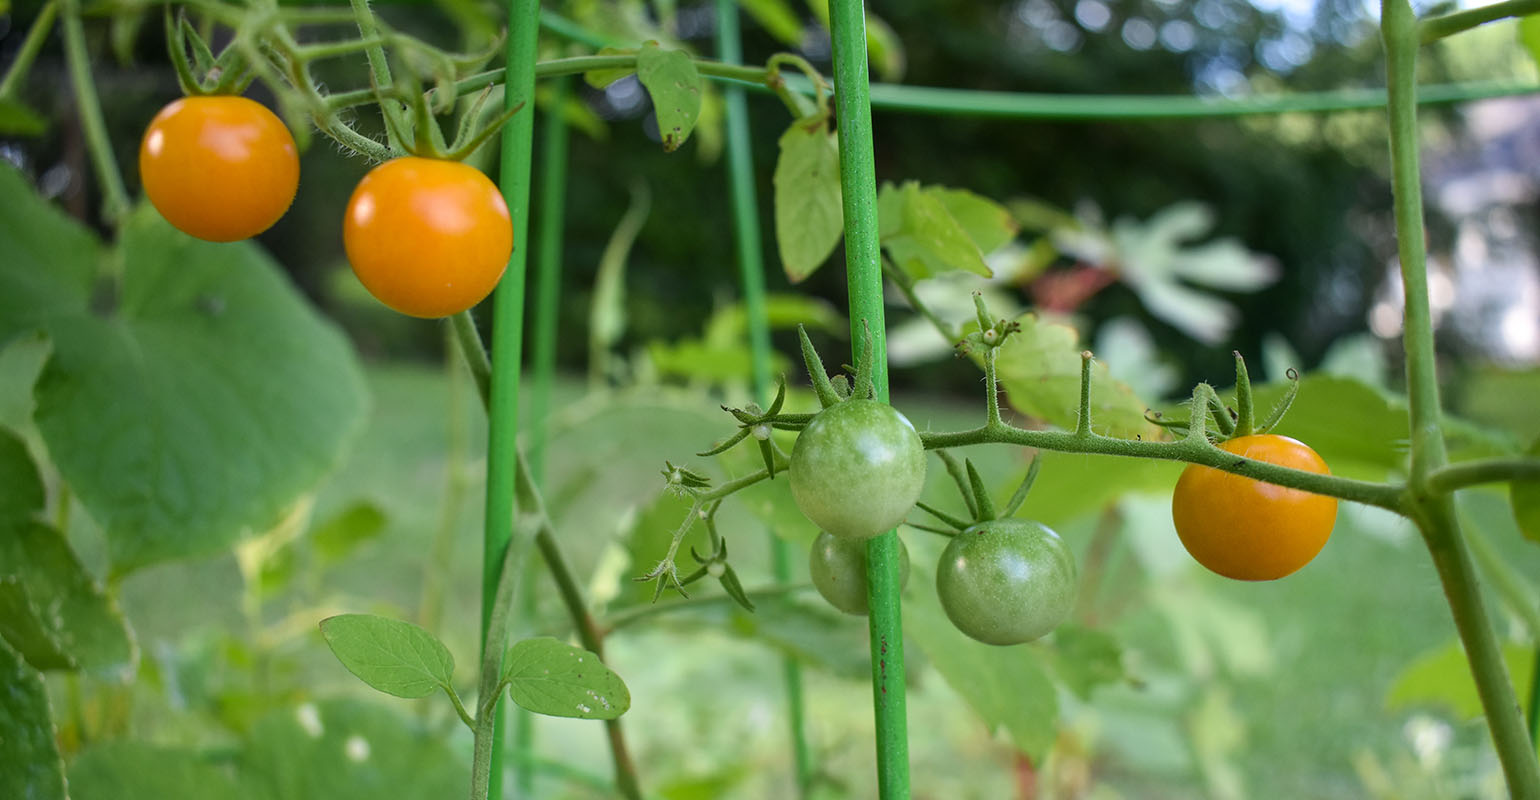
[
  {"xmin": 1386, "ymin": 637, "xmax": 1535, "ymax": 720},
  {"xmin": 583, "ymin": 46, "xmax": 638, "ymax": 89},
  {"xmin": 0, "ymin": 519, "xmax": 136, "ymax": 678},
  {"xmin": 773, "ymin": 114, "xmax": 843, "ymax": 282},
  {"xmin": 993, "ymin": 315, "xmax": 1161, "ymax": 439},
  {"xmin": 1511, "ymin": 438, "xmax": 1540, "ymax": 545},
  {"xmin": 879, "ymin": 181, "xmax": 995, "ymax": 280},
  {"xmin": 635, "ymin": 41, "xmax": 702, "ymax": 153},
  {"xmin": 319, "ymin": 614, "xmax": 455, "ymax": 699},
  {"xmin": 500, "ymin": 637, "xmax": 630, "ymax": 720},
  {"xmin": 0, "ymin": 639, "xmax": 64, "ymax": 800},
  {"xmin": 0, "ymin": 577, "xmax": 74, "ymax": 670},
  {"xmin": 0, "ymin": 427, "xmax": 43, "ymax": 520},
  {"xmin": 310, "ymin": 501, "xmax": 388, "ymax": 566},
  {"xmin": 67, "ymin": 742, "xmax": 258, "ymax": 800},
  {"xmin": 0, "ymin": 165, "xmax": 369, "ymax": 575},
  {"xmin": 903, "ymin": 563, "xmax": 1059, "ymax": 760},
  {"xmin": 0, "ymin": 97, "xmax": 47, "ymax": 137},
  {"xmin": 1042, "ymin": 623, "xmax": 1127, "ymax": 700}
]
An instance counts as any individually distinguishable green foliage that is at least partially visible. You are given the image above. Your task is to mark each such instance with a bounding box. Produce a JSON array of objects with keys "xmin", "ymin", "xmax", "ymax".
[
  {"xmin": 878, "ymin": 181, "xmax": 1005, "ymax": 279},
  {"xmin": 310, "ymin": 502, "xmax": 389, "ymax": 566},
  {"xmin": 0, "ymin": 427, "xmax": 43, "ymax": 519},
  {"xmin": 68, "ymin": 742, "xmax": 256, "ymax": 800},
  {"xmin": 1512, "ymin": 439, "xmax": 1540, "ymax": 545},
  {"xmin": 993, "ymin": 315, "xmax": 1160, "ymax": 439},
  {"xmin": 1386, "ymin": 638, "xmax": 1536, "ymax": 720},
  {"xmin": 0, "ymin": 522, "xmax": 135, "ymax": 676},
  {"xmin": 774, "ymin": 114, "xmax": 843, "ymax": 282},
  {"xmin": 0, "ymin": 639, "xmax": 64, "ymax": 800},
  {"xmin": 501, "ymin": 637, "xmax": 630, "ymax": 720},
  {"xmin": 0, "ymin": 97, "xmax": 45, "ymax": 136},
  {"xmin": 319, "ymin": 614, "xmax": 456, "ymax": 700},
  {"xmin": 636, "ymin": 42, "xmax": 702, "ymax": 152},
  {"xmin": 0, "ymin": 165, "xmax": 369, "ymax": 574}
]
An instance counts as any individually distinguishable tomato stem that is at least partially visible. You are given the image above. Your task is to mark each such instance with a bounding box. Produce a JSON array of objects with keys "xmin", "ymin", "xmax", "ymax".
[
  {"xmin": 60, "ymin": 0, "xmax": 130, "ymax": 225},
  {"xmin": 0, "ymin": 0, "xmax": 57, "ymax": 101}
]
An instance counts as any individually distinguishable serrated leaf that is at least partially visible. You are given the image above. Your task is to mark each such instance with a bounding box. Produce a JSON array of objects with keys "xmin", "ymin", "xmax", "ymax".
[
  {"xmin": 500, "ymin": 637, "xmax": 629, "ymax": 720},
  {"xmin": 0, "ymin": 519, "xmax": 135, "ymax": 678},
  {"xmin": 0, "ymin": 577, "xmax": 74, "ymax": 670},
  {"xmin": 0, "ymin": 97, "xmax": 46, "ymax": 136},
  {"xmin": 68, "ymin": 742, "xmax": 257, "ymax": 800},
  {"xmin": 903, "ymin": 564, "xmax": 1059, "ymax": 760},
  {"xmin": 0, "ymin": 165, "xmax": 370, "ymax": 574},
  {"xmin": 319, "ymin": 614, "xmax": 455, "ymax": 699},
  {"xmin": 584, "ymin": 46, "xmax": 638, "ymax": 89},
  {"xmin": 242, "ymin": 699, "xmax": 466, "ymax": 798},
  {"xmin": 311, "ymin": 502, "xmax": 388, "ymax": 565},
  {"xmin": 0, "ymin": 426, "xmax": 43, "ymax": 520},
  {"xmin": 993, "ymin": 315, "xmax": 1159, "ymax": 439},
  {"xmin": 774, "ymin": 115, "xmax": 843, "ymax": 282},
  {"xmin": 1512, "ymin": 438, "xmax": 1540, "ymax": 544},
  {"xmin": 879, "ymin": 181, "xmax": 993, "ymax": 279},
  {"xmin": 0, "ymin": 639, "xmax": 64, "ymax": 800},
  {"xmin": 1386, "ymin": 638, "xmax": 1535, "ymax": 720},
  {"xmin": 636, "ymin": 41, "xmax": 701, "ymax": 153}
]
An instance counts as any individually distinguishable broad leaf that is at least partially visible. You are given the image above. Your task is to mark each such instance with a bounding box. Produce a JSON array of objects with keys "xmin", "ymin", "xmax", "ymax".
[
  {"xmin": 319, "ymin": 614, "xmax": 455, "ymax": 699},
  {"xmin": 1042, "ymin": 623, "xmax": 1127, "ymax": 700},
  {"xmin": 68, "ymin": 742, "xmax": 256, "ymax": 800},
  {"xmin": 0, "ymin": 426, "xmax": 43, "ymax": 520},
  {"xmin": 774, "ymin": 114, "xmax": 843, "ymax": 282},
  {"xmin": 0, "ymin": 639, "xmax": 64, "ymax": 800},
  {"xmin": 0, "ymin": 98, "xmax": 46, "ymax": 136},
  {"xmin": 1386, "ymin": 638, "xmax": 1535, "ymax": 720},
  {"xmin": 636, "ymin": 41, "xmax": 702, "ymax": 152},
  {"xmin": 311, "ymin": 501, "xmax": 388, "ymax": 566},
  {"xmin": 0, "ymin": 577, "xmax": 74, "ymax": 670},
  {"xmin": 242, "ymin": 699, "xmax": 466, "ymax": 799},
  {"xmin": 1512, "ymin": 438, "xmax": 1540, "ymax": 544},
  {"xmin": 879, "ymin": 181, "xmax": 993, "ymax": 279},
  {"xmin": 0, "ymin": 519, "xmax": 135, "ymax": 678},
  {"xmin": 583, "ymin": 46, "xmax": 638, "ymax": 89},
  {"xmin": 501, "ymin": 637, "xmax": 630, "ymax": 720},
  {"xmin": 903, "ymin": 565, "xmax": 1059, "ymax": 760},
  {"xmin": 0, "ymin": 165, "xmax": 369, "ymax": 574},
  {"xmin": 993, "ymin": 315, "xmax": 1160, "ymax": 439}
]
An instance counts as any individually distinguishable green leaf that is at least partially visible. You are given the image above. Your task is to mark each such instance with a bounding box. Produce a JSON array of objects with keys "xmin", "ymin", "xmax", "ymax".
[
  {"xmin": 773, "ymin": 114, "xmax": 843, "ymax": 282},
  {"xmin": 0, "ymin": 577, "xmax": 74, "ymax": 670},
  {"xmin": 720, "ymin": 595, "xmax": 870, "ymax": 678},
  {"xmin": 903, "ymin": 564, "xmax": 1058, "ymax": 759},
  {"xmin": 701, "ymin": 293, "xmax": 844, "ymax": 350},
  {"xmin": 501, "ymin": 637, "xmax": 630, "ymax": 720},
  {"xmin": 0, "ymin": 519, "xmax": 135, "ymax": 678},
  {"xmin": 584, "ymin": 46, "xmax": 638, "ymax": 89},
  {"xmin": 879, "ymin": 181, "xmax": 993, "ymax": 279},
  {"xmin": 933, "ymin": 187, "xmax": 1018, "ymax": 255},
  {"xmin": 0, "ymin": 426, "xmax": 43, "ymax": 520},
  {"xmin": 68, "ymin": 742, "xmax": 257, "ymax": 800},
  {"xmin": 1512, "ymin": 438, "xmax": 1540, "ymax": 544},
  {"xmin": 242, "ymin": 699, "xmax": 466, "ymax": 799},
  {"xmin": 0, "ymin": 639, "xmax": 64, "ymax": 800},
  {"xmin": 319, "ymin": 614, "xmax": 455, "ymax": 699},
  {"xmin": 311, "ymin": 502, "xmax": 388, "ymax": 566},
  {"xmin": 1043, "ymin": 623, "xmax": 1126, "ymax": 700},
  {"xmin": 636, "ymin": 41, "xmax": 702, "ymax": 153},
  {"xmin": 738, "ymin": 0, "xmax": 804, "ymax": 45},
  {"xmin": 993, "ymin": 315, "xmax": 1159, "ymax": 439},
  {"xmin": 863, "ymin": 11, "xmax": 906, "ymax": 81},
  {"xmin": 1386, "ymin": 638, "xmax": 1535, "ymax": 720},
  {"xmin": 0, "ymin": 332, "xmax": 49, "ymax": 429},
  {"xmin": 0, "ymin": 165, "xmax": 370, "ymax": 574},
  {"xmin": 0, "ymin": 97, "xmax": 47, "ymax": 136},
  {"xmin": 1520, "ymin": 15, "xmax": 1540, "ymax": 72}
]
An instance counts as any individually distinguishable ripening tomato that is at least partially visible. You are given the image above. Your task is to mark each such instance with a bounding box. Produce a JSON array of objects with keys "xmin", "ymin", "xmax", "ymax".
[
  {"xmin": 788, "ymin": 400, "xmax": 927, "ymax": 540},
  {"xmin": 342, "ymin": 157, "xmax": 512, "ymax": 318},
  {"xmin": 139, "ymin": 95, "xmax": 299, "ymax": 242},
  {"xmin": 1171, "ymin": 434, "xmax": 1337, "ymax": 581}
]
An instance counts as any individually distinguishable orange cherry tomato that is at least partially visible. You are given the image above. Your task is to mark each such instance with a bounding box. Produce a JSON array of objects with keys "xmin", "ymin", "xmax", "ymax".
[
  {"xmin": 139, "ymin": 95, "xmax": 299, "ymax": 242},
  {"xmin": 1171, "ymin": 434, "xmax": 1338, "ymax": 581},
  {"xmin": 342, "ymin": 157, "xmax": 512, "ymax": 318}
]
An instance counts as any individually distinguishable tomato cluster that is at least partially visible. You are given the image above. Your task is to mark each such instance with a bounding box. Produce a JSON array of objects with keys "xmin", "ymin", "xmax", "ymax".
[{"xmin": 139, "ymin": 96, "xmax": 511, "ymax": 318}]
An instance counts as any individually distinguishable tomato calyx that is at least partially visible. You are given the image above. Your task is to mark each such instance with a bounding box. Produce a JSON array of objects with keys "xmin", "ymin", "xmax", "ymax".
[
  {"xmin": 1145, "ymin": 352, "xmax": 1302, "ymax": 444},
  {"xmin": 955, "ymin": 291, "xmax": 1022, "ymax": 357},
  {"xmin": 166, "ymin": 8, "xmax": 256, "ymax": 96},
  {"xmin": 698, "ymin": 377, "xmax": 809, "ymax": 478}
]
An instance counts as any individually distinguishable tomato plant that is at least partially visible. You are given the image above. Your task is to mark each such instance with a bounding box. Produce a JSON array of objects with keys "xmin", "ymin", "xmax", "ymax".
[
  {"xmin": 343, "ymin": 157, "xmax": 513, "ymax": 319},
  {"xmin": 788, "ymin": 399, "xmax": 926, "ymax": 540},
  {"xmin": 809, "ymin": 530, "xmax": 911, "ymax": 615},
  {"xmin": 138, "ymin": 95, "xmax": 299, "ymax": 242},
  {"xmin": 1171, "ymin": 434, "xmax": 1337, "ymax": 581},
  {"xmin": 935, "ymin": 518, "xmax": 1077, "ymax": 646}
]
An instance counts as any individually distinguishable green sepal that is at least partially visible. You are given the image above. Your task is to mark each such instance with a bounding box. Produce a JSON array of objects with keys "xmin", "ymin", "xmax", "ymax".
[
  {"xmin": 1255, "ymin": 367, "xmax": 1301, "ymax": 435},
  {"xmin": 718, "ymin": 564, "xmax": 755, "ymax": 612},
  {"xmin": 797, "ymin": 325, "xmax": 841, "ymax": 408},
  {"xmin": 965, "ymin": 459, "xmax": 997, "ymax": 522},
  {"xmin": 1001, "ymin": 454, "xmax": 1041, "ymax": 519}
]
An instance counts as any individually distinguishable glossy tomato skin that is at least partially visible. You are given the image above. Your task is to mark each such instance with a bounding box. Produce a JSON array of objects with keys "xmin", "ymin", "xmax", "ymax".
[
  {"xmin": 788, "ymin": 400, "xmax": 926, "ymax": 540},
  {"xmin": 809, "ymin": 531, "xmax": 910, "ymax": 616},
  {"xmin": 343, "ymin": 157, "xmax": 512, "ymax": 318},
  {"xmin": 936, "ymin": 518, "xmax": 1077, "ymax": 646},
  {"xmin": 1171, "ymin": 434, "xmax": 1337, "ymax": 581},
  {"xmin": 139, "ymin": 96, "xmax": 299, "ymax": 242}
]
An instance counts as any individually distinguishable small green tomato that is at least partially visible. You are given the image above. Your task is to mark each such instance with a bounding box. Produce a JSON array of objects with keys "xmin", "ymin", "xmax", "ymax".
[
  {"xmin": 788, "ymin": 400, "xmax": 926, "ymax": 540},
  {"xmin": 809, "ymin": 531, "xmax": 911, "ymax": 616},
  {"xmin": 935, "ymin": 518, "xmax": 1077, "ymax": 646}
]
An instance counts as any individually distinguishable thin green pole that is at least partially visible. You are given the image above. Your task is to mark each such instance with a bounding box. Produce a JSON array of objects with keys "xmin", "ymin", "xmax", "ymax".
[
  {"xmin": 825, "ymin": 0, "xmax": 909, "ymax": 796},
  {"xmin": 481, "ymin": 0, "xmax": 542, "ymax": 796},
  {"xmin": 714, "ymin": 1, "xmax": 812, "ymax": 795},
  {"xmin": 513, "ymin": 72, "xmax": 572, "ymax": 800}
]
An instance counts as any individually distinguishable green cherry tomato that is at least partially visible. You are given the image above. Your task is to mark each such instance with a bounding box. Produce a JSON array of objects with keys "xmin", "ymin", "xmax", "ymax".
[
  {"xmin": 936, "ymin": 518, "xmax": 1077, "ymax": 646},
  {"xmin": 788, "ymin": 400, "xmax": 927, "ymax": 540},
  {"xmin": 809, "ymin": 531, "xmax": 911, "ymax": 616}
]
